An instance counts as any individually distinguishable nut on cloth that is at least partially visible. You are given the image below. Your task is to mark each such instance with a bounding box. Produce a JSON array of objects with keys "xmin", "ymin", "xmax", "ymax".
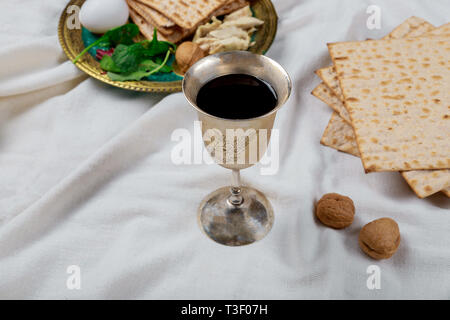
[
  {"xmin": 359, "ymin": 218, "xmax": 401, "ymax": 260},
  {"xmin": 315, "ymin": 193, "xmax": 355, "ymax": 229}
]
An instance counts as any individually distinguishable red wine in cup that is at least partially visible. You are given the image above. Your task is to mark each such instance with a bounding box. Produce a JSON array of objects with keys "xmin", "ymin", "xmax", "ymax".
[{"xmin": 196, "ymin": 74, "xmax": 278, "ymax": 120}]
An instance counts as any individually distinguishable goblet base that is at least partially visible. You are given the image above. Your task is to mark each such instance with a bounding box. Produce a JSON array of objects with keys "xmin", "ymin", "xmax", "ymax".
[{"xmin": 198, "ymin": 186, "xmax": 274, "ymax": 246}]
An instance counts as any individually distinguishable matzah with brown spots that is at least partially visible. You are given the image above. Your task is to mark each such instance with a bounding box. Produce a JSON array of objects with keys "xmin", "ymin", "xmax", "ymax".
[
  {"xmin": 401, "ymin": 170, "xmax": 450, "ymax": 198},
  {"xmin": 128, "ymin": 0, "xmax": 248, "ymax": 41},
  {"xmin": 311, "ymin": 83, "xmax": 351, "ymax": 124},
  {"xmin": 442, "ymin": 187, "xmax": 450, "ymax": 197},
  {"xmin": 328, "ymin": 35, "xmax": 450, "ymax": 172},
  {"xmin": 127, "ymin": 0, "xmax": 176, "ymax": 35},
  {"xmin": 137, "ymin": 0, "xmax": 229, "ymax": 30},
  {"xmin": 128, "ymin": 7, "xmax": 191, "ymax": 43},
  {"xmin": 133, "ymin": 0, "xmax": 176, "ymax": 28},
  {"xmin": 315, "ymin": 21, "xmax": 450, "ymax": 197},
  {"xmin": 320, "ymin": 112, "xmax": 359, "ymax": 156},
  {"xmin": 389, "ymin": 16, "xmax": 436, "ymax": 38},
  {"xmin": 423, "ymin": 22, "xmax": 450, "ymax": 36},
  {"xmin": 212, "ymin": 0, "xmax": 249, "ymax": 17},
  {"xmin": 316, "ymin": 17, "xmax": 435, "ymax": 100},
  {"xmin": 320, "ymin": 113, "xmax": 450, "ymax": 197},
  {"xmin": 130, "ymin": 0, "xmax": 247, "ymax": 30},
  {"xmin": 129, "ymin": 7, "xmax": 193, "ymax": 43}
]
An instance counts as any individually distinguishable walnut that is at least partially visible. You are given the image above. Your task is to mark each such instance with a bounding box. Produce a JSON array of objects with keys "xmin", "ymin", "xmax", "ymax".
[
  {"xmin": 315, "ymin": 193, "xmax": 355, "ymax": 229},
  {"xmin": 175, "ymin": 41, "xmax": 206, "ymax": 74},
  {"xmin": 359, "ymin": 218, "xmax": 400, "ymax": 260}
]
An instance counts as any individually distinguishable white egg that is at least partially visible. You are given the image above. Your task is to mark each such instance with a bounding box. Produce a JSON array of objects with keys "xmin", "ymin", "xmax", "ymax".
[{"xmin": 79, "ymin": 0, "xmax": 130, "ymax": 34}]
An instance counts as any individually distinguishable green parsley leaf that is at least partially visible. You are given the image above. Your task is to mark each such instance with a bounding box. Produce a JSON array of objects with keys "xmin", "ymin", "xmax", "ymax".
[
  {"xmin": 73, "ymin": 24, "xmax": 139, "ymax": 64},
  {"xmin": 99, "ymin": 55, "xmax": 121, "ymax": 73}
]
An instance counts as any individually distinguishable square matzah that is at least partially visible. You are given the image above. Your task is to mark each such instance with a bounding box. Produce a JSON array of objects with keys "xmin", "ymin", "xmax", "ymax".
[
  {"xmin": 138, "ymin": 0, "xmax": 228, "ymax": 30},
  {"xmin": 316, "ymin": 17, "xmax": 435, "ymax": 102},
  {"xmin": 314, "ymin": 21, "xmax": 450, "ymax": 197},
  {"xmin": 320, "ymin": 113, "xmax": 450, "ymax": 197},
  {"xmin": 329, "ymin": 35, "xmax": 450, "ymax": 172}
]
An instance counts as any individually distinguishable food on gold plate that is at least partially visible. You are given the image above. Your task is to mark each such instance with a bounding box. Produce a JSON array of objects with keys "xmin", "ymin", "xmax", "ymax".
[
  {"xmin": 193, "ymin": 6, "xmax": 264, "ymax": 54},
  {"xmin": 73, "ymin": 24, "xmax": 176, "ymax": 81},
  {"xmin": 315, "ymin": 193, "xmax": 355, "ymax": 229},
  {"xmin": 126, "ymin": 0, "xmax": 250, "ymax": 44},
  {"xmin": 74, "ymin": 0, "xmax": 267, "ymax": 81},
  {"xmin": 125, "ymin": 0, "xmax": 264, "ymax": 59},
  {"xmin": 175, "ymin": 42, "xmax": 206, "ymax": 74},
  {"xmin": 127, "ymin": 0, "xmax": 192, "ymax": 43}
]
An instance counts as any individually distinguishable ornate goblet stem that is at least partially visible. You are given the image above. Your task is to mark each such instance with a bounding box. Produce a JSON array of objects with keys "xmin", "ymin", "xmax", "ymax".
[{"xmin": 229, "ymin": 169, "xmax": 243, "ymax": 206}]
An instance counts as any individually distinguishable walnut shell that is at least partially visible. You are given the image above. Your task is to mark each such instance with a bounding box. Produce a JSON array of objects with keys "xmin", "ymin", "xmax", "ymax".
[
  {"xmin": 359, "ymin": 218, "xmax": 400, "ymax": 260},
  {"xmin": 315, "ymin": 193, "xmax": 355, "ymax": 229},
  {"xmin": 175, "ymin": 41, "xmax": 206, "ymax": 74}
]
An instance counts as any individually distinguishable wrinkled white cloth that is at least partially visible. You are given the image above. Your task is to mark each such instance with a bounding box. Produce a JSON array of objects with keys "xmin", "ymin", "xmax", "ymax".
[{"xmin": 0, "ymin": 0, "xmax": 449, "ymax": 299}]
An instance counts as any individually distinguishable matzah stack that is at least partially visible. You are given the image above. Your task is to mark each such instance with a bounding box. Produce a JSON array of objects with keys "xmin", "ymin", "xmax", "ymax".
[
  {"xmin": 311, "ymin": 18, "xmax": 450, "ymax": 198},
  {"xmin": 126, "ymin": 0, "xmax": 248, "ymax": 43},
  {"xmin": 329, "ymin": 36, "xmax": 450, "ymax": 172}
]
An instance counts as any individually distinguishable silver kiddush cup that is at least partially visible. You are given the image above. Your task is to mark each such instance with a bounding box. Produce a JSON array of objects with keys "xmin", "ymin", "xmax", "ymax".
[{"xmin": 183, "ymin": 51, "xmax": 292, "ymax": 246}]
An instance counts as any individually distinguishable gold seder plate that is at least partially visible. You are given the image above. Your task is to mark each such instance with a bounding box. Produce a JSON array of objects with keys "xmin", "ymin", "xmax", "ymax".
[{"xmin": 58, "ymin": 0, "xmax": 279, "ymax": 93}]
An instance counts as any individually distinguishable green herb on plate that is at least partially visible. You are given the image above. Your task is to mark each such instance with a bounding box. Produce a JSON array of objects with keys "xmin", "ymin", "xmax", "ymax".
[
  {"xmin": 74, "ymin": 23, "xmax": 176, "ymax": 82},
  {"xmin": 99, "ymin": 55, "xmax": 121, "ymax": 73},
  {"xmin": 73, "ymin": 24, "xmax": 140, "ymax": 64},
  {"xmin": 103, "ymin": 28, "xmax": 175, "ymax": 81},
  {"xmin": 140, "ymin": 29, "xmax": 176, "ymax": 57},
  {"xmin": 110, "ymin": 43, "xmax": 147, "ymax": 73},
  {"xmin": 107, "ymin": 49, "xmax": 172, "ymax": 81}
]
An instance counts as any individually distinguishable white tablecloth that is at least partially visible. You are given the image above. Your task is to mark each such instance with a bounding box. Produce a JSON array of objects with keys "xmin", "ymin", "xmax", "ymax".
[{"xmin": 0, "ymin": 0, "xmax": 449, "ymax": 299}]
